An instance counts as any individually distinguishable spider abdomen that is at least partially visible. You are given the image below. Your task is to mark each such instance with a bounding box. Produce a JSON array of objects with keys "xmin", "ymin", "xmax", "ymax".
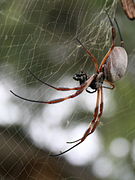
[{"xmin": 104, "ymin": 46, "xmax": 128, "ymax": 82}]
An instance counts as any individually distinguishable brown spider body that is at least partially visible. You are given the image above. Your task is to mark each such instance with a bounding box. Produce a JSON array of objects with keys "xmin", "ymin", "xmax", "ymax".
[
  {"xmin": 10, "ymin": 13, "xmax": 128, "ymax": 156},
  {"xmin": 104, "ymin": 46, "xmax": 128, "ymax": 82}
]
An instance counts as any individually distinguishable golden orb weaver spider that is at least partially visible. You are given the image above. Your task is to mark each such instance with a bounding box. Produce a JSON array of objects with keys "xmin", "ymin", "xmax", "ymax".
[{"xmin": 10, "ymin": 13, "xmax": 128, "ymax": 156}]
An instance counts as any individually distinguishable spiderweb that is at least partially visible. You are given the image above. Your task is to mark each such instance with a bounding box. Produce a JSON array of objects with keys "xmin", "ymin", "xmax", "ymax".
[{"xmin": 0, "ymin": 0, "xmax": 135, "ymax": 179}]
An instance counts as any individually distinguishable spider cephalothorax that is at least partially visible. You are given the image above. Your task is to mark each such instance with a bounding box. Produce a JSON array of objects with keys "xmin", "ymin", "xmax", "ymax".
[
  {"xmin": 73, "ymin": 71, "xmax": 105, "ymax": 93},
  {"xmin": 10, "ymin": 12, "xmax": 128, "ymax": 156}
]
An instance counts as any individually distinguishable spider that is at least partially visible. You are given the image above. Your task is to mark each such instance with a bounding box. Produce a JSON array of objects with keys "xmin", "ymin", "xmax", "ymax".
[{"xmin": 10, "ymin": 13, "xmax": 128, "ymax": 156}]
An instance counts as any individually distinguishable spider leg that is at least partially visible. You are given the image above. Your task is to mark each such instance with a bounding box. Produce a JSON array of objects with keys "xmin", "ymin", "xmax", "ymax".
[
  {"xmin": 102, "ymin": 85, "xmax": 113, "ymax": 90},
  {"xmin": 50, "ymin": 140, "xmax": 82, "ymax": 157},
  {"xmin": 51, "ymin": 87, "xmax": 103, "ymax": 156},
  {"xmin": 78, "ymin": 87, "xmax": 103, "ymax": 140},
  {"xmin": 99, "ymin": 13, "xmax": 116, "ymax": 71},
  {"xmin": 67, "ymin": 88, "xmax": 100, "ymax": 144},
  {"xmin": 76, "ymin": 38, "xmax": 99, "ymax": 72},
  {"xmin": 28, "ymin": 69, "xmax": 86, "ymax": 91},
  {"xmin": 66, "ymin": 139, "xmax": 81, "ymax": 144},
  {"xmin": 103, "ymin": 80, "xmax": 115, "ymax": 90},
  {"xmin": 114, "ymin": 18, "xmax": 124, "ymax": 47},
  {"xmin": 10, "ymin": 89, "xmax": 84, "ymax": 104},
  {"xmin": 88, "ymin": 87, "xmax": 103, "ymax": 134},
  {"xmin": 10, "ymin": 74, "xmax": 96, "ymax": 104}
]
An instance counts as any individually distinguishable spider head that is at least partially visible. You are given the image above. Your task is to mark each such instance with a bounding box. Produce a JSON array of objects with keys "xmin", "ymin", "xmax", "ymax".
[{"xmin": 73, "ymin": 71, "xmax": 88, "ymax": 85}]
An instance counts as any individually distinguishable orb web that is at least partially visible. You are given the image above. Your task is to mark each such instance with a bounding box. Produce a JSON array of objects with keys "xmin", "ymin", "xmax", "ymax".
[{"xmin": 0, "ymin": 0, "xmax": 135, "ymax": 179}]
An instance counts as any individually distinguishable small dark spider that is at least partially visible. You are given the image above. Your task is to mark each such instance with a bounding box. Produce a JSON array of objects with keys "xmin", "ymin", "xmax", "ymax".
[{"xmin": 10, "ymin": 13, "xmax": 128, "ymax": 156}]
